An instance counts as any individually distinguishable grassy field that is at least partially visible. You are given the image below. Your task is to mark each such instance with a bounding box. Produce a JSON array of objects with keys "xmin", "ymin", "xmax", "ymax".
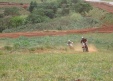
[
  {"xmin": 1, "ymin": 33, "xmax": 113, "ymax": 51},
  {"xmin": 0, "ymin": 33, "xmax": 113, "ymax": 81},
  {"xmin": 0, "ymin": 52, "xmax": 113, "ymax": 81}
]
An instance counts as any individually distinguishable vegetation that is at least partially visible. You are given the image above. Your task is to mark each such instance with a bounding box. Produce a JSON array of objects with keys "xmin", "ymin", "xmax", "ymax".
[
  {"xmin": 0, "ymin": 52, "xmax": 113, "ymax": 81},
  {"xmin": 0, "ymin": 0, "xmax": 55, "ymax": 3},
  {"xmin": 29, "ymin": 1, "xmax": 37, "ymax": 12},
  {"xmin": 0, "ymin": 33, "xmax": 113, "ymax": 81},
  {"xmin": 0, "ymin": 33, "xmax": 113, "ymax": 52},
  {"xmin": 4, "ymin": 7, "xmax": 20, "ymax": 16},
  {"xmin": 0, "ymin": 0, "xmax": 113, "ymax": 80},
  {"xmin": 0, "ymin": 0, "xmax": 96, "ymax": 32},
  {"xmin": 0, "ymin": 0, "xmax": 113, "ymax": 33},
  {"xmin": 73, "ymin": 2, "xmax": 93, "ymax": 15}
]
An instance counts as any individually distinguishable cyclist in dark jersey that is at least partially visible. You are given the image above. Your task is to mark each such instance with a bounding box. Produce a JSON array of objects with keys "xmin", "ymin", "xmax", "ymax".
[{"xmin": 81, "ymin": 37, "xmax": 89, "ymax": 52}]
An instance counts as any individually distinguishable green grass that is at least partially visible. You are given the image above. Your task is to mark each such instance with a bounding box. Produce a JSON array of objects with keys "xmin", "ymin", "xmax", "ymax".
[
  {"xmin": 0, "ymin": 52, "xmax": 113, "ymax": 81},
  {"xmin": 0, "ymin": 33, "xmax": 113, "ymax": 81},
  {"xmin": 0, "ymin": 33, "xmax": 113, "ymax": 52}
]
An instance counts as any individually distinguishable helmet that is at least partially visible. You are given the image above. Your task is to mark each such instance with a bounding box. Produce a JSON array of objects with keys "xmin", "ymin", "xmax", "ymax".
[
  {"xmin": 82, "ymin": 37, "xmax": 84, "ymax": 38},
  {"xmin": 68, "ymin": 40, "xmax": 70, "ymax": 41}
]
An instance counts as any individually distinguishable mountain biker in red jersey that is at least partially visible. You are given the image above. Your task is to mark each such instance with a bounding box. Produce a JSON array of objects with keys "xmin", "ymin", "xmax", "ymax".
[{"xmin": 81, "ymin": 37, "xmax": 89, "ymax": 52}]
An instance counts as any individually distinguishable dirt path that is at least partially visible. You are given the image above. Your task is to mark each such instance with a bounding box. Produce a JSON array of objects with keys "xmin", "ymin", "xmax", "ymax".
[
  {"xmin": 88, "ymin": 1, "xmax": 113, "ymax": 13},
  {"xmin": 0, "ymin": 2, "xmax": 29, "ymax": 8},
  {"xmin": 0, "ymin": 25, "xmax": 113, "ymax": 38}
]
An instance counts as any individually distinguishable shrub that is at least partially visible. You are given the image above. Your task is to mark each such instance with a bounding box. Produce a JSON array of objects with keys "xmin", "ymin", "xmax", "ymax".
[
  {"xmin": 76, "ymin": 17, "xmax": 100, "ymax": 28},
  {"xmin": 0, "ymin": 17, "xmax": 12, "ymax": 32},
  {"xmin": 102, "ymin": 13, "xmax": 113, "ymax": 24},
  {"xmin": 74, "ymin": 2, "xmax": 93, "ymax": 15},
  {"xmin": 4, "ymin": 46, "xmax": 12, "ymax": 51},
  {"xmin": 10, "ymin": 16, "xmax": 25, "ymax": 28},
  {"xmin": 29, "ymin": 1, "xmax": 37, "ymax": 12},
  {"xmin": 61, "ymin": 8, "xmax": 70, "ymax": 15},
  {"xmin": 36, "ymin": 2, "xmax": 58, "ymax": 17},
  {"xmin": 45, "ymin": 9, "xmax": 55, "ymax": 18},
  {"xmin": 71, "ymin": 0, "xmax": 81, "ymax": 4},
  {"xmin": 70, "ymin": 13, "xmax": 83, "ymax": 21},
  {"xmin": 27, "ymin": 8, "xmax": 50, "ymax": 23},
  {"xmin": 57, "ymin": 0, "xmax": 68, "ymax": 7},
  {"xmin": 86, "ymin": 7, "xmax": 107, "ymax": 20},
  {"xmin": 4, "ymin": 7, "xmax": 20, "ymax": 16},
  {"xmin": 0, "ymin": 13, "xmax": 4, "ymax": 18}
]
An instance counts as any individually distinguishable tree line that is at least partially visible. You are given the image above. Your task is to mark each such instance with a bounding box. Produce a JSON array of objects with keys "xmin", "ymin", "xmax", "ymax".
[{"xmin": 0, "ymin": 0, "xmax": 92, "ymax": 32}]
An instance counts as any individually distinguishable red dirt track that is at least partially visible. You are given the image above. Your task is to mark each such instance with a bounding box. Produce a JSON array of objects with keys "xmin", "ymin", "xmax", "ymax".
[
  {"xmin": 0, "ymin": 1, "xmax": 113, "ymax": 38},
  {"xmin": 0, "ymin": 2, "xmax": 29, "ymax": 8},
  {"xmin": 0, "ymin": 26, "xmax": 113, "ymax": 38},
  {"xmin": 88, "ymin": 1, "xmax": 113, "ymax": 13}
]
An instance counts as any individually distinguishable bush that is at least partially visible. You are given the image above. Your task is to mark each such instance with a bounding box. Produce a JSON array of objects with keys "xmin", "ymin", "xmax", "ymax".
[
  {"xmin": 102, "ymin": 13, "xmax": 113, "ymax": 24},
  {"xmin": 4, "ymin": 46, "xmax": 12, "ymax": 51},
  {"xmin": 74, "ymin": 17, "xmax": 100, "ymax": 28},
  {"xmin": 45, "ymin": 9, "xmax": 55, "ymax": 18},
  {"xmin": 86, "ymin": 7, "xmax": 107, "ymax": 20},
  {"xmin": 27, "ymin": 8, "xmax": 50, "ymax": 23},
  {"xmin": 0, "ymin": 13, "xmax": 4, "ymax": 18},
  {"xmin": 0, "ymin": 17, "xmax": 12, "ymax": 32},
  {"xmin": 10, "ymin": 16, "xmax": 25, "ymax": 28},
  {"xmin": 70, "ymin": 13, "xmax": 83, "ymax": 21},
  {"xmin": 74, "ymin": 2, "xmax": 93, "ymax": 15},
  {"xmin": 61, "ymin": 8, "xmax": 70, "ymax": 15},
  {"xmin": 36, "ymin": 2, "xmax": 58, "ymax": 17},
  {"xmin": 57, "ymin": 0, "xmax": 68, "ymax": 7},
  {"xmin": 4, "ymin": 7, "xmax": 20, "ymax": 16},
  {"xmin": 71, "ymin": 0, "xmax": 81, "ymax": 4},
  {"xmin": 29, "ymin": 1, "xmax": 37, "ymax": 12}
]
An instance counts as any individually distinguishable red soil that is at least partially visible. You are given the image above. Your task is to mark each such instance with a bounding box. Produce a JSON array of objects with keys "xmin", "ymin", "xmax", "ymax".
[
  {"xmin": 0, "ymin": 2, "xmax": 29, "ymax": 9},
  {"xmin": 0, "ymin": 25, "xmax": 113, "ymax": 38},
  {"xmin": 88, "ymin": 2, "xmax": 113, "ymax": 13},
  {"xmin": 0, "ymin": 2, "xmax": 113, "ymax": 38}
]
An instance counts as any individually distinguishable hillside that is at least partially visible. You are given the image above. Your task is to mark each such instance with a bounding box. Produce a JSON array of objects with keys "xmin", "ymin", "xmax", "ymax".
[{"xmin": 0, "ymin": 0, "xmax": 113, "ymax": 38}]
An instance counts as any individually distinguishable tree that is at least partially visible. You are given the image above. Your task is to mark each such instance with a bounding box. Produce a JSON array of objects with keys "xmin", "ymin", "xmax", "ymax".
[
  {"xmin": 0, "ymin": 17, "xmax": 11, "ymax": 32},
  {"xmin": 40, "ymin": 0, "xmax": 47, "ymax": 2},
  {"xmin": 57, "ymin": 0, "xmax": 68, "ymax": 7},
  {"xmin": 29, "ymin": 1, "xmax": 38, "ymax": 12},
  {"xmin": 27, "ymin": 8, "xmax": 49, "ymax": 23},
  {"xmin": 71, "ymin": 0, "xmax": 82, "ymax": 4},
  {"xmin": 74, "ymin": 2, "xmax": 93, "ymax": 15},
  {"xmin": 45, "ymin": 9, "xmax": 55, "ymax": 18}
]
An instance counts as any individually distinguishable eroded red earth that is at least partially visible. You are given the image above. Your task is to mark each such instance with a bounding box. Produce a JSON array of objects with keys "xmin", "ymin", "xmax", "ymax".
[
  {"xmin": 0, "ymin": 2, "xmax": 29, "ymax": 9},
  {"xmin": 88, "ymin": 2, "xmax": 113, "ymax": 13},
  {"xmin": 0, "ymin": 2, "xmax": 113, "ymax": 38}
]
